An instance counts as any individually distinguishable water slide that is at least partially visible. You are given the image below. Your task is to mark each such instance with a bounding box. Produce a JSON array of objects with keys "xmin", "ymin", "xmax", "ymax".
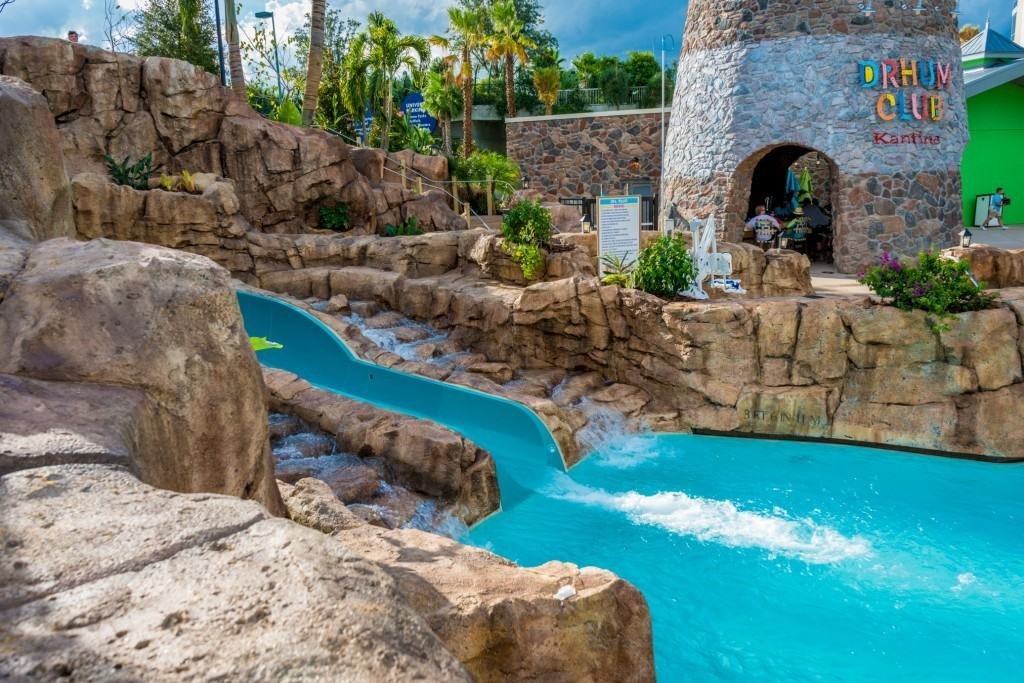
[{"xmin": 236, "ymin": 290, "xmax": 565, "ymax": 508}]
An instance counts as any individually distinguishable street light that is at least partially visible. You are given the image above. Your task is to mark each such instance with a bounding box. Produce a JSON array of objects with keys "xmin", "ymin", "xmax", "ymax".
[
  {"xmin": 960, "ymin": 228, "xmax": 973, "ymax": 248},
  {"xmin": 659, "ymin": 33, "xmax": 675, "ymax": 196},
  {"xmin": 255, "ymin": 10, "xmax": 282, "ymax": 101}
]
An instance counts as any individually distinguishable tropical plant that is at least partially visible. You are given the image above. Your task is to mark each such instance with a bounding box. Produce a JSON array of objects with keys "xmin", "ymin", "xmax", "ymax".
[
  {"xmin": 423, "ymin": 68, "xmax": 462, "ymax": 155},
  {"xmin": 632, "ymin": 235, "xmax": 698, "ymax": 298},
  {"xmin": 224, "ymin": 0, "xmax": 245, "ymax": 95},
  {"xmin": 390, "ymin": 115, "xmax": 436, "ymax": 154},
  {"xmin": 318, "ymin": 203, "xmax": 351, "ymax": 231},
  {"xmin": 159, "ymin": 173, "xmax": 178, "ymax": 191},
  {"xmin": 133, "ymin": 0, "xmax": 219, "ymax": 73},
  {"xmin": 501, "ymin": 199, "xmax": 551, "ymax": 280},
  {"xmin": 273, "ymin": 98, "xmax": 303, "ymax": 125},
  {"xmin": 343, "ymin": 12, "xmax": 430, "ymax": 152},
  {"xmin": 384, "ymin": 216, "xmax": 424, "ymax": 237},
  {"xmin": 301, "ymin": 0, "xmax": 327, "ymax": 126},
  {"xmin": 105, "ymin": 153, "xmax": 154, "ymax": 190},
  {"xmin": 293, "ymin": 11, "xmax": 361, "ymax": 133},
  {"xmin": 858, "ymin": 250, "xmax": 996, "ymax": 332},
  {"xmin": 532, "ymin": 65, "xmax": 561, "ymax": 116},
  {"xmin": 452, "ymin": 150, "xmax": 521, "ymax": 213},
  {"xmin": 599, "ymin": 253, "xmax": 636, "ymax": 287},
  {"xmin": 487, "ymin": 0, "xmax": 534, "ymax": 119},
  {"xmin": 437, "ymin": 6, "xmax": 487, "ymax": 158}
]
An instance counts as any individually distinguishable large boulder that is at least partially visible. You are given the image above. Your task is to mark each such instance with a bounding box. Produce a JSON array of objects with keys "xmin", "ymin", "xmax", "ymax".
[
  {"xmin": 0, "ymin": 76, "xmax": 74, "ymax": 241},
  {"xmin": 0, "ymin": 238, "xmax": 283, "ymax": 513},
  {"xmin": 1, "ymin": 464, "xmax": 471, "ymax": 681},
  {"xmin": 281, "ymin": 477, "xmax": 656, "ymax": 683}
]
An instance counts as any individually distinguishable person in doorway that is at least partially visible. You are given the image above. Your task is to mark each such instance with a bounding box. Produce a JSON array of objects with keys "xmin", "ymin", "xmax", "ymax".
[
  {"xmin": 746, "ymin": 205, "xmax": 780, "ymax": 249},
  {"xmin": 67, "ymin": 30, "xmax": 80, "ymax": 43},
  {"xmin": 985, "ymin": 187, "xmax": 1007, "ymax": 230}
]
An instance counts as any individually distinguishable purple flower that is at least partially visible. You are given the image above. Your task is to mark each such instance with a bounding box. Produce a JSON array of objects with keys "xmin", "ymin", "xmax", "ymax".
[
  {"xmin": 912, "ymin": 283, "xmax": 932, "ymax": 298},
  {"xmin": 878, "ymin": 252, "xmax": 903, "ymax": 272}
]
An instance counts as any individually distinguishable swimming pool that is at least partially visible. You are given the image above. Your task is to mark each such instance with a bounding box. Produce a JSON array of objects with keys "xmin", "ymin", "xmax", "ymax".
[
  {"xmin": 239, "ymin": 291, "xmax": 1024, "ymax": 680},
  {"xmin": 467, "ymin": 433, "xmax": 1024, "ymax": 680}
]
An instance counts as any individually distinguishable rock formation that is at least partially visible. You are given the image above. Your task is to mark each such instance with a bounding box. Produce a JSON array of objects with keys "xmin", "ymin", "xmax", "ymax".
[
  {"xmin": 945, "ymin": 245, "xmax": 1024, "ymax": 289},
  {"xmin": 0, "ymin": 37, "xmax": 464, "ymax": 236}
]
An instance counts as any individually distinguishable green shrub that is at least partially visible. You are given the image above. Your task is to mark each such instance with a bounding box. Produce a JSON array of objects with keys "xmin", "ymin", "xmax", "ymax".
[
  {"xmin": 384, "ymin": 216, "xmax": 424, "ymax": 237},
  {"xmin": 501, "ymin": 200, "xmax": 552, "ymax": 246},
  {"xmin": 318, "ymin": 203, "xmax": 351, "ymax": 231},
  {"xmin": 599, "ymin": 252, "xmax": 636, "ymax": 287},
  {"xmin": 105, "ymin": 153, "xmax": 154, "ymax": 190},
  {"xmin": 632, "ymin": 235, "xmax": 698, "ymax": 298},
  {"xmin": 273, "ymin": 98, "xmax": 302, "ymax": 126},
  {"xmin": 500, "ymin": 200, "xmax": 552, "ymax": 281},
  {"xmin": 858, "ymin": 250, "xmax": 996, "ymax": 331},
  {"xmin": 452, "ymin": 151, "xmax": 521, "ymax": 213}
]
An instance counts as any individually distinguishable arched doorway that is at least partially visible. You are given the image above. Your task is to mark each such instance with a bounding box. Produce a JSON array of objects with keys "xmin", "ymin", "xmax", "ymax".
[{"xmin": 739, "ymin": 144, "xmax": 840, "ymax": 264}]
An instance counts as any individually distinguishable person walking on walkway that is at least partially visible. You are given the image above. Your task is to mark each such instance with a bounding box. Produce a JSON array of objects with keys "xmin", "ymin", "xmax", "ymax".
[{"xmin": 985, "ymin": 187, "xmax": 1007, "ymax": 230}]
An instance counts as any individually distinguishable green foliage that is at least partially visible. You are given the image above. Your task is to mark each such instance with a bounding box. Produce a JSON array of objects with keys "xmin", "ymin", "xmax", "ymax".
[
  {"xmin": 384, "ymin": 216, "xmax": 424, "ymax": 237},
  {"xmin": 599, "ymin": 252, "xmax": 636, "ymax": 287},
  {"xmin": 500, "ymin": 199, "xmax": 551, "ymax": 281},
  {"xmin": 858, "ymin": 250, "xmax": 996, "ymax": 332},
  {"xmin": 532, "ymin": 64, "xmax": 561, "ymax": 115},
  {"xmin": 179, "ymin": 169, "xmax": 197, "ymax": 193},
  {"xmin": 318, "ymin": 203, "xmax": 351, "ymax": 231},
  {"xmin": 159, "ymin": 174, "xmax": 178, "ymax": 191},
  {"xmin": 249, "ymin": 336, "xmax": 284, "ymax": 351},
  {"xmin": 104, "ymin": 153, "xmax": 154, "ymax": 190},
  {"xmin": 273, "ymin": 98, "xmax": 303, "ymax": 126},
  {"xmin": 452, "ymin": 151, "xmax": 521, "ymax": 212},
  {"xmin": 632, "ymin": 235, "xmax": 698, "ymax": 298},
  {"xmin": 390, "ymin": 115, "xmax": 436, "ymax": 154},
  {"xmin": 133, "ymin": 0, "xmax": 219, "ymax": 74}
]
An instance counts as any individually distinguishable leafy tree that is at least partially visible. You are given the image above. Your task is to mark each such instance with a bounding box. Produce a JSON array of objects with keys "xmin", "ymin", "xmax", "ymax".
[
  {"xmin": 287, "ymin": 10, "xmax": 360, "ymax": 133},
  {"xmin": 423, "ymin": 67, "xmax": 462, "ymax": 154},
  {"xmin": 572, "ymin": 51, "xmax": 618, "ymax": 88},
  {"xmin": 436, "ymin": 7, "xmax": 487, "ymax": 159},
  {"xmin": 959, "ymin": 24, "xmax": 980, "ymax": 43},
  {"xmin": 532, "ymin": 64, "xmax": 560, "ymax": 115},
  {"xmin": 301, "ymin": 0, "xmax": 326, "ymax": 126},
  {"xmin": 133, "ymin": 0, "xmax": 219, "ymax": 74},
  {"xmin": 487, "ymin": 0, "xmax": 534, "ymax": 118},
  {"xmin": 0, "ymin": 0, "xmax": 15, "ymax": 16},
  {"xmin": 343, "ymin": 12, "xmax": 430, "ymax": 152}
]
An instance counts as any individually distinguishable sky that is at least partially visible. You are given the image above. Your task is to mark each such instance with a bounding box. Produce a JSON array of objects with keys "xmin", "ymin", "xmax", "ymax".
[{"xmin": 0, "ymin": 0, "xmax": 1014, "ymax": 62}]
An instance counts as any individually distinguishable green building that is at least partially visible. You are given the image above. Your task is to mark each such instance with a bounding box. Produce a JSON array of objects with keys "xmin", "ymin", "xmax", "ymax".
[{"xmin": 962, "ymin": 23, "xmax": 1024, "ymax": 226}]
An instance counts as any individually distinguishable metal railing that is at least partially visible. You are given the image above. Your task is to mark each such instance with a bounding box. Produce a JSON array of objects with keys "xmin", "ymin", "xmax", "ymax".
[
  {"xmin": 560, "ymin": 195, "xmax": 660, "ymax": 230},
  {"xmin": 556, "ymin": 85, "xmax": 656, "ymax": 108}
]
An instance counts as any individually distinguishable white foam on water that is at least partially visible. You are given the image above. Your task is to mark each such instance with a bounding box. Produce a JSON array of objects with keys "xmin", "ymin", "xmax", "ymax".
[
  {"xmin": 344, "ymin": 313, "xmax": 456, "ymax": 363},
  {"xmin": 590, "ymin": 433, "xmax": 663, "ymax": 469},
  {"xmin": 952, "ymin": 572, "xmax": 977, "ymax": 592},
  {"xmin": 547, "ymin": 477, "xmax": 872, "ymax": 565}
]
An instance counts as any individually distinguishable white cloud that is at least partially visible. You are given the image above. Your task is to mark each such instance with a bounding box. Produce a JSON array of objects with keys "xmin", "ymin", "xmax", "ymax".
[{"xmin": 81, "ymin": 0, "xmax": 94, "ymax": 9}]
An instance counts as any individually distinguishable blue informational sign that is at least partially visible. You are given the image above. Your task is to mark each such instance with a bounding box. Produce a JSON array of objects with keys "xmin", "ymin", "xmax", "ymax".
[
  {"xmin": 354, "ymin": 106, "xmax": 374, "ymax": 138},
  {"xmin": 400, "ymin": 93, "xmax": 438, "ymax": 133}
]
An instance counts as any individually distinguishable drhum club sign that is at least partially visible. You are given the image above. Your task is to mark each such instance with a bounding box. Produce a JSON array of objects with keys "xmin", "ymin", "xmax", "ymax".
[{"xmin": 858, "ymin": 58, "xmax": 952, "ymax": 146}]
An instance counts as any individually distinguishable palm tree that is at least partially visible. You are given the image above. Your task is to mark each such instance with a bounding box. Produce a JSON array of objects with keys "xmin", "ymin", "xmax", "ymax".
[
  {"xmin": 486, "ymin": 0, "xmax": 533, "ymax": 119},
  {"xmin": 224, "ymin": 0, "xmax": 245, "ymax": 96},
  {"xmin": 442, "ymin": 7, "xmax": 487, "ymax": 158},
  {"xmin": 301, "ymin": 0, "xmax": 326, "ymax": 125},
  {"xmin": 343, "ymin": 12, "xmax": 430, "ymax": 152},
  {"xmin": 423, "ymin": 68, "xmax": 462, "ymax": 155},
  {"xmin": 532, "ymin": 65, "xmax": 560, "ymax": 116}
]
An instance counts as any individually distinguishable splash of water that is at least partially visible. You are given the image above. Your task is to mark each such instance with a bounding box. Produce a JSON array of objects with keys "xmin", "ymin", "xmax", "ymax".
[
  {"xmin": 547, "ymin": 476, "xmax": 872, "ymax": 565},
  {"xmin": 343, "ymin": 311, "xmax": 464, "ymax": 365}
]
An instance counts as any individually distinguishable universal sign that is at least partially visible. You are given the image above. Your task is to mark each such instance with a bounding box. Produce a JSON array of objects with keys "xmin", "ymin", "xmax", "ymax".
[{"xmin": 858, "ymin": 59, "xmax": 952, "ymax": 122}]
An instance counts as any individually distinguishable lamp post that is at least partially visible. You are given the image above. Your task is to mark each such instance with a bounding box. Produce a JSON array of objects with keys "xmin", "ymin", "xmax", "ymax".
[
  {"xmin": 666, "ymin": 203, "xmax": 681, "ymax": 237},
  {"xmin": 960, "ymin": 228, "xmax": 973, "ymax": 248},
  {"xmin": 659, "ymin": 34, "xmax": 674, "ymax": 192},
  {"xmin": 255, "ymin": 10, "xmax": 283, "ymax": 101}
]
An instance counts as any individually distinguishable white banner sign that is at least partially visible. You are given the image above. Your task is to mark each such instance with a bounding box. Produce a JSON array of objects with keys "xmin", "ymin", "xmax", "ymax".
[{"xmin": 597, "ymin": 196, "xmax": 642, "ymax": 275}]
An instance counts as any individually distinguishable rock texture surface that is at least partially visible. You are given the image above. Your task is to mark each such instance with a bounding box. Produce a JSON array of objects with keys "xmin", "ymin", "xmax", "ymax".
[
  {"xmin": 260, "ymin": 264, "xmax": 1024, "ymax": 460},
  {"xmin": 1, "ymin": 465, "xmax": 472, "ymax": 681},
  {"xmin": 0, "ymin": 36, "xmax": 463, "ymax": 235},
  {"xmin": 946, "ymin": 245, "xmax": 1024, "ymax": 289},
  {"xmin": 0, "ymin": 76, "xmax": 74, "ymax": 241},
  {"xmin": 0, "ymin": 237, "xmax": 283, "ymax": 512},
  {"xmin": 281, "ymin": 476, "xmax": 656, "ymax": 683},
  {"xmin": 265, "ymin": 368, "xmax": 500, "ymax": 524}
]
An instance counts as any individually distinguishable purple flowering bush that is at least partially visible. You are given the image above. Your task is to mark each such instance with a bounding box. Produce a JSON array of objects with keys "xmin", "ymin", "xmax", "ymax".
[{"xmin": 858, "ymin": 250, "xmax": 996, "ymax": 330}]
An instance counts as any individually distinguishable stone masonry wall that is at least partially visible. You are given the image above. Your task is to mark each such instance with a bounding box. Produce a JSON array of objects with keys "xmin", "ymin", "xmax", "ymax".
[
  {"xmin": 506, "ymin": 110, "xmax": 668, "ymax": 201},
  {"xmin": 663, "ymin": 0, "xmax": 967, "ymax": 274}
]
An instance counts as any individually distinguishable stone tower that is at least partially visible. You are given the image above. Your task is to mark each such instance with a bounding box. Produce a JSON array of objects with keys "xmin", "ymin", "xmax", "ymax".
[{"xmin": 662, "ymin": 0, "xmax": 967, "ymax": 272}]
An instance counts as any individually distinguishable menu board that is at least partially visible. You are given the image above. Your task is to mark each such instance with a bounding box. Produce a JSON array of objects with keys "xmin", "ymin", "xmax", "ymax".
[{"xmin": 597, "ymin": 196, "xmax": 642, "ymax": 275}]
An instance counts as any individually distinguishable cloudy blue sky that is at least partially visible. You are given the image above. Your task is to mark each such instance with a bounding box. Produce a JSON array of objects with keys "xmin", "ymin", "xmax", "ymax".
[{"xmin": 0, "ymin": 0, "xmax": 1013, "ymax": 60}]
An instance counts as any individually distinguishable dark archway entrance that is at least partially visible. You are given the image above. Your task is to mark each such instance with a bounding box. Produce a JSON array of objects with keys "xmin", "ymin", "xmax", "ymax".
[{"xmin": 744, "ymin": 144, "xmax": 838, "ymax": 264}]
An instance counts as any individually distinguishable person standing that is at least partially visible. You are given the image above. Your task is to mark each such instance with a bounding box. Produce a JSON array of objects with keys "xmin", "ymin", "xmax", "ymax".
[
  {"xmin": 985, "ymin": 187, "xmax": 1007, "ymax": 230},
  {"xmin": 66, "ymin": 30, "xmax": 79, "ymax": 43}
]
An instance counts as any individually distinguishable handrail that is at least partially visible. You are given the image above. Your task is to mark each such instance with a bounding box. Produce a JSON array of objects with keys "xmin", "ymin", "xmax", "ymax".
[{"xmin": 379, "ymin": 164, "xmax": 495, "ymax": 230}]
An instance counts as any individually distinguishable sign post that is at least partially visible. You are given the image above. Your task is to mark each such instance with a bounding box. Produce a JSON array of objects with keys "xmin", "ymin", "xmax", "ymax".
[
  {"xmin": 400, "ymin": 93, "xmax": 438, "ymax": 133},
  {"xmin": 597, "ymin": 196, "xmax": 642, "ymax": 275}
]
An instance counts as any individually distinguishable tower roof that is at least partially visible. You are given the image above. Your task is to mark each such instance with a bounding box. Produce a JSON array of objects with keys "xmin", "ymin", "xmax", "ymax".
[{"xmin": 962, "ymin": 21, "xmax": 1024, "ymax": 60}]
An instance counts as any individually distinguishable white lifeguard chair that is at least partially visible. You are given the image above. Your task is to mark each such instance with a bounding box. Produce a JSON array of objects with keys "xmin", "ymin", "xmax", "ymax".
[{"xmin": 681, "ymin": 216, "xmax": 745, "ymax": 300}]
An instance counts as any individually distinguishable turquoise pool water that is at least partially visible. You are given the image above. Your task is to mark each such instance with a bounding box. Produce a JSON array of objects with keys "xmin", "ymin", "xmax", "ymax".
[
  {"xmin": 467, "ymin": 433, "xmax": 1024, "ymax": 681},
  {"xmin": 239, "ymin": 291, "xmax": 1024, "ymax": 680}
]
